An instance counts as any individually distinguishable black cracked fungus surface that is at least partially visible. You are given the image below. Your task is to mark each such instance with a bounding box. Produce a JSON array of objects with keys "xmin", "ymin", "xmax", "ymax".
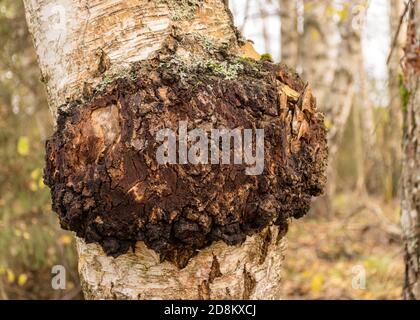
[{"xmin": 44, "ymin": 57, "xmax": 328, "ymax": 268}]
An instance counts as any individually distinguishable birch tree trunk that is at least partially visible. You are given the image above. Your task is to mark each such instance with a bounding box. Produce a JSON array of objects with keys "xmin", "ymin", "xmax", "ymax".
[
  {"xmin": 356, "ymin": 38, "xmax": 377, "ymax": 194},
  {"xmin": 24, "ymin": 0, "xmax": 327, "ymax": 300},
  {"xmin": 23, "ymin": 0, "xmax": 283, "ymax": 300},
  {"xmin": 401, "ymin": 0, "xmax": 420, "ymax": 300},
  {"xmin": 384, "ymin": 0, "xmax": 404, "ymax": 200},
  {"xmin": 324, "ymin": 2, "xmax": 365, "ymax": 194},
  {"xmin": 300, "ymin": 0, "xmax": 336, "ymax": 108},
  {"xmin": 279, "ymin": 0, "xmax": 299, "ymax": 67}
]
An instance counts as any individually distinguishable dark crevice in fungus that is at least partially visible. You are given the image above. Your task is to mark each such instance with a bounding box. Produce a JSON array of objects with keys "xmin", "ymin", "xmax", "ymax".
[
  {"xmin": 259, "ymin": 228, "xmax": 272, "ymax": 265},
  {"xmin": 44, "ymin": 55, "xmax": 327, "ymax": 268},
  {"xmin": 242, "ymin": 266, "xmax": 256, "ymax": 299}
]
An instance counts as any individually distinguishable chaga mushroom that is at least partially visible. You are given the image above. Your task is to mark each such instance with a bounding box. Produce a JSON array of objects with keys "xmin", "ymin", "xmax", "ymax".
[{"xmin": 44, "ymin": 56, "xmax": 327, "ymax": 268}]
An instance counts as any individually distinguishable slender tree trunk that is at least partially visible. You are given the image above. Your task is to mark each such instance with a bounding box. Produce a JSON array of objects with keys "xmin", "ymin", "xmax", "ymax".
[
  {"xmin": 24, "ymin": 0, "xmax": 327, "ymax": 300},
  {"xmin": 388, "ymin": 0, "xmax": 405, "ymax": 121},
  {"xmin": 258, "ymin": 0, "xmax": 270, "ymax": 54},
  {"xmin": 401, "ymin": 0, "xmax": 420, "ymax": 300},
  {"xmin": 325, "ymin": 2, "xmax": 365, "ymax": 195},
  {"xmin": 300, "ymin": 0, "xmax": 336, "ymax": 107},
  {"xmin": 279, "ymin": 0, "xmax": 299, "ymax": 67},
  {"xmin": 384, "ymin": 0, "xmax": 404, "ymax": 200},
  {"xmin": 352, "ymin": 97, "xmax": 366, "ymax": 194},
  {"xmin": 357, "ymin": 41, "xmax": 378, "ymax": 194}
]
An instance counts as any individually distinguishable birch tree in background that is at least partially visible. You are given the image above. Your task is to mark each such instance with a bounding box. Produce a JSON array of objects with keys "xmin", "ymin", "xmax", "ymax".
[
  {"xmin": 279, "ymin": 0, "xmax": 299, "ymax": 67},
  {"xmin": 280, "ymin": 1, "xmax": 370, "ymax": 195},
  {"xmin": 401, "ymin": 0, "xmax": 420, "ymax": 300},
  {"xmin": 384, "ymin": 0, "xmax": 405, "ymax": 200},
  {"xmin": 356, "ymin": 21, "xmax": 378, "ymax": 195},
  {"xmin": 323, "ymin": 1, "xmax": 366, "ymax": 194},
  {"xmin": 300, "ymin": 0, "xmax": 336, "ymax": 107}
]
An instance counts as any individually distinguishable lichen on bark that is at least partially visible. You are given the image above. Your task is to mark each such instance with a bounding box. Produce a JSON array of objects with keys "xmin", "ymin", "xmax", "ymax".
[
  {"xmin": 157, "ymin": 0, "xmax": 205, "ymax": 20},
  {"xmin": 44, "ymin": 53, "xmax": 327, "ymax": 268}
]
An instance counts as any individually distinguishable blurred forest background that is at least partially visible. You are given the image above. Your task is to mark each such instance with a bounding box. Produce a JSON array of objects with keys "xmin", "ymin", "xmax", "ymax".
[{"xmin": 0, "ymin": 0, "xmax": 409, "ymax": 299}]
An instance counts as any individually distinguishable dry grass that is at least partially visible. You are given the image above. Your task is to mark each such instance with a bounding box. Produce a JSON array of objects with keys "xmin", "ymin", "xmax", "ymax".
[{"xmin": 282, "ymin": 193, "xmax": 403, "ymax": 299}]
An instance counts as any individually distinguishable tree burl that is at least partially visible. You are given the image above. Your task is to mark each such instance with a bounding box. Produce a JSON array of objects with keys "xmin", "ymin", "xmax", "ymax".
[{"xmin": 44, "ymin": 55, "xmax": 328, "ymax": 268}]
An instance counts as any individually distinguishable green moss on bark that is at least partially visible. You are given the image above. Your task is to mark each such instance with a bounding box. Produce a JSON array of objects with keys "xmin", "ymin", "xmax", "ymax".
[{"xmin": 399, "ymin": 73, "xmax": 410, "ymax": 114}]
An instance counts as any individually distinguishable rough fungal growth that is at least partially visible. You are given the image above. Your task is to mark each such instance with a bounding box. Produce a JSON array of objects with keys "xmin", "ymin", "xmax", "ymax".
[{"xmin": 44, "ymin": 56, "xmax": 327, "ymax": 268}]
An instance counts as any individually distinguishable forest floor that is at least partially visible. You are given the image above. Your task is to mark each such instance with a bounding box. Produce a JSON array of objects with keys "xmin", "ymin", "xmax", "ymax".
[{"xmin": 282, "ymin": 192, "xmax": 403, "ymax": 299}]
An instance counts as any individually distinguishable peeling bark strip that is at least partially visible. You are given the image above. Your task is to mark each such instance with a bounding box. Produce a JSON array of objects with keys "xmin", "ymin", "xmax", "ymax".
[{"xmin": 44, "ymin": 57, "xmax": 327, "ymax": 268}]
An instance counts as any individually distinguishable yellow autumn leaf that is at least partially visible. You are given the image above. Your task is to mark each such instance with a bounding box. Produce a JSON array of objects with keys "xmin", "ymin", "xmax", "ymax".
[
  {"xmin": 326, "ymin": 5, "xmax": 337, "ymax": 17},
  {"xmin": 324, "ymin": 117, "xmax": 333, "ymax": 130},
  {"xmin": 6, "ymin": 269, "xmax": 15, "ymax": 283},
  {"xmin": 310, "ymin": 273, "xmax": 325, "ymax": 294},
  {"xmin": 59, "ymin": 234, "xmax": 72, "ymax": 245},
  {"xmin": 338, "ymin": 8, "xmax": 348, "ymax": 22},
  {"xmin": 363, "ymin": 258, "xmax": 375, "ymax": 269},
  {"xmin": 30, "ymin": 168, "xmax": 41, "ymax": 180},
  {"xmin": 18, "ymin": 274, "xmax": 28, "ymax": 286},
  {"xmin": 362, "ymin": 291, "xmax": 374, "ymax": 300},
  {"xmin": 303, "ymin": 1, "xmax": 313, "ymax": 12},
  {"xmin": 38, "ymin": 178, "xmax": 46, "ymax": 189},
  {"xmin": 0, "ymin": 266, "xmax": 5, "ymax": 275},
  {"xmin": 17, "ymin": 136, "xmax": 30, "ymax": 156},
  {"xmin": 29, "ymin": 180, "xmax": 38, "ymax": 192},
  {"xmin": 310, "ymin": 29, "xmax": 321, "ymax": 41}
]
